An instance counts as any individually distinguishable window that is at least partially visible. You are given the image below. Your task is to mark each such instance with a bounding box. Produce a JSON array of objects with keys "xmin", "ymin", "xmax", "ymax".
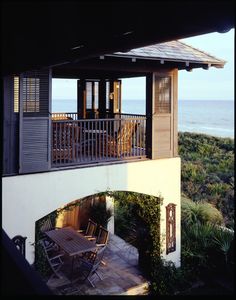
[
  {"xmin": 86, "ymin": 81, "xmax": 99, "ymax": 110},
  {"xmin": 155, "ymin": 76, "xmax": 171, "ymax": 114},
  {"xmin": 14, "ymin": 76, "xmax": 19, "ymax": 113},
  {"xmin": 86, "ymin": 82, "xmax": 92, "ymax": 109},
  {"xmin": 94, "ymin": 82, "xmax": 99, "ymax": 110},
  {"xmin": 23, "ymin": 77, "xmax": 40, "ymax": 112},
  {"xmin": 166, "ymin": 203, "xmax": 176, "ymax": 254}
]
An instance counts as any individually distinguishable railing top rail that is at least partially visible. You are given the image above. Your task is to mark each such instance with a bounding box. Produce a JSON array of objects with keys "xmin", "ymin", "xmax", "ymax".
[
  {"xmin": 52, "ymin": 117, "xmax": 146, "ymax": 123},
  {"xmin": 117, "ymin": 113, "xmax": 146, "ymax": 117},
  {"xmin": 52, "ymin": 112, "xmax": 79, "ymax": 114},
  {"xmin": 52, "ymin": 112, "xmax": 146, "ymax": 117}
]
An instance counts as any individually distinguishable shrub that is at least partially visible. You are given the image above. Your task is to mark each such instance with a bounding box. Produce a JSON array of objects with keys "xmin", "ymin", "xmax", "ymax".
[
  {"xmin": 181, "ymin": 197, "xmax": 224, "ymax": 226},
  {"xmin": 150, "ymin": 260, "xmax": 188, "ymax": 295}
]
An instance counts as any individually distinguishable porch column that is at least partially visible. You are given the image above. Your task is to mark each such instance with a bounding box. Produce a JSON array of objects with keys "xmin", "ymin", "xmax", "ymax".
[
  {"xmin": 146, "ymin": 70, "xmax": 178, "ymax": 159},
  {"xmin": 146, "ymin": 74, "xmax": 152, "ymax": 159},
  {"xmin": 77, "ymin": 79, "xmax": 86, "ymax": 119},
  {"xmin": 99, "ymin": 79, "xmax": 106, "ymax": 118},
  {"xmin": 109, "ymin": 79, "xmax": 115, "ymax": 117},
  {"xmin": 106, "ymin": 196, "xmax": 114, "ymax": 234}
]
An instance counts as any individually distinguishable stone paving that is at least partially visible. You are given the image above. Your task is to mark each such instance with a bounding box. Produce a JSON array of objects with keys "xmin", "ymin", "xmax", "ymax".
[{"xmin": 46, "ymin": 234, "xmax": 149, "ymax": 295}]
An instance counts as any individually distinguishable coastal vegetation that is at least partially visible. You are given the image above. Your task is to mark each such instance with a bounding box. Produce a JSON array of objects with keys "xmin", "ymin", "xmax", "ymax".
[
  {"xmin": 179, "ymin": 132, "xmax": 234, "ymax": 228},
  {"xmin": 113, "ymin": 192, "xmax": 234, "ymax": 295}
]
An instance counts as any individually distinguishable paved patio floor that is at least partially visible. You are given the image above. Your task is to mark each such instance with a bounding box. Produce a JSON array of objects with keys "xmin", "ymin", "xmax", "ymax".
[{"xmin": 46, "ymin": 234, "xmax": 149, "ymax": 295}]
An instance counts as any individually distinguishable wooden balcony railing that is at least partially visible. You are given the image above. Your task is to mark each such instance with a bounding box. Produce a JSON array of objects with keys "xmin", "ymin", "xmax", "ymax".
[
  {"xmin": 51, "ymin": 116, "xmax": 146, "ymax": 167},
  {"xmin": 52, "ymin": 112, "xmax": 80, "ymax": 120}
]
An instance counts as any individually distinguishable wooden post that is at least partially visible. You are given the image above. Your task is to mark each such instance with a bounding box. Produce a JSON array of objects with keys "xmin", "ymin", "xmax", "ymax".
[
  {"xmin": 99, "ymin": 79, "xmax": 106, "ymax": 118},
  {"xmin": 113, "ymin": 80, "xmax": 122, "ymax": 114},
  {"xmin": 3, "ymin": 75, "xmax": 19, "ymax": 175},
  {"xmin": 172, "ymin": 69, "xmax": 178, "ymax": 157},
  {"xmin": 92, "ymin": 81, "xmax": 95, "ymax": 112},
  {"xmin": 77, "ymin": 79, "xmax": 80, "ymax": 118},
  {"xmin": 109, "ymin": 79, "xmax": 114, "ymax": 117},
  {"xmin": 146, "ymin": 70, "xmax": 178, "ymax": 159},
  {"xmin": 146, "ymin": 74, "xmax": 153, "ymax": 159},
  {"xmin": 77, "ymin": 79, "xmax": 86, "ymax": 119}
]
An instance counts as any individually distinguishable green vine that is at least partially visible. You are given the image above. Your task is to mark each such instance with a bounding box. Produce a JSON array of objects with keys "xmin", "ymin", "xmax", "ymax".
[
  {"xmin": 106, "ymin": 191, "xmax": 183, "ymax": 295},
  {"xmin": 106, "ymin": 191, "xmax": 162, "ymax": 279}
]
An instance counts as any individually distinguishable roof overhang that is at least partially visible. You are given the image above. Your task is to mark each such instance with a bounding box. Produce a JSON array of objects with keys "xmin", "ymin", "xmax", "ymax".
[
  {"xmin": 1, "ymin": 0, "xmax": 234, "ymax": 76},
  {"xmin": 52, "ymin": 39, "xmax": 226, "ymax": 79}
]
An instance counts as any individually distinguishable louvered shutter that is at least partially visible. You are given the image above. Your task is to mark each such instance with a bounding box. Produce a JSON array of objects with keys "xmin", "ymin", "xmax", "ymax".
[
  {"xmin": 19, "ymin": 69, "xmax": 51, "ymax": 173},
  {"xmin": 152, "ymin": 72, "xmax": 174, "ymax": 158}
]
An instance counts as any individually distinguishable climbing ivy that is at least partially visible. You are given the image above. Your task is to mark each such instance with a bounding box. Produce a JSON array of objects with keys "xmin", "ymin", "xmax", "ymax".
[
  {"xmin": 106, "ymin": 191, "xmax": 162, "ymax": 277},
  {"xmin": 106, "ymin": 191, "xmax": 185, "ymax": 295}
]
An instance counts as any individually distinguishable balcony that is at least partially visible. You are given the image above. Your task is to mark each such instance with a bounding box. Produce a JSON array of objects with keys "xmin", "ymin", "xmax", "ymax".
[{"xmin": 51, "ymin": 113, "xmax": 146, "ymax": 168}]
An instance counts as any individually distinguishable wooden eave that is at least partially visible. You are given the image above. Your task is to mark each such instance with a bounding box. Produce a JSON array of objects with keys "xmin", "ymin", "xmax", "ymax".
[
  {"xmin": 52, "ymin": 53, "xmax": 223, "ymax": 79},
  {"xmin": 105, "ymin": 54, "xmax": 225, "ymax": 69}
]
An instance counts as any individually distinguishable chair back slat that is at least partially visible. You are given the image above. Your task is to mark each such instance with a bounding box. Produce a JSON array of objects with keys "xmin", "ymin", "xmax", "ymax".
[
  {"xmin": 96, "ymin": 226, "xmax": 109, "ymax": 245},
  {"xmin": 85, "ymin": 219, "xmax": 97, "ymax": 236},
  {"xmin": 93, "ymin": 246, "xmax": 106, "ymax": 269},
  {"xmin": 52, "ymin": 122, "xmax": 80, "ymax": 162},
  {"xmin": 39, "ymin": 239, "xmax": 63, "ymax": 278},
  {"xmin": 40, "ymin": 218, "xmax": 54, "ymax": 233}
]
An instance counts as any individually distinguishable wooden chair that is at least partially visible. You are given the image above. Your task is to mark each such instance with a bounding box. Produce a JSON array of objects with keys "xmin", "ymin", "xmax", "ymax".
[
  {"xmin": 77, "ymin": 219, "xmax": 97, "ymax": 239},
  {"xmin": 73, "ymin": 245, "xmax": 107, "ymax": 287},
  {"xmin": 39, "ymin": 218, "xmax": 60, "ymax": 250},
  {"xmin": 52, "ymin": 121, "xmax": 80, "ymax": 162},
  {"xmin": 100, "ymin": 121, "xmax": 137, "ymax": 157},
  {"xmin": 39, "ymin": 239, "xmax": 65, "ymax": 279},
  {"xmin": 88, "ymin": 226, "xmax": 109, "ymax": 246},
  {"xmin": 95, "ymin": 226, "xmax": 109, "ymax": 246},
  {"xmin": 52, "ymin": 115, "xmax": 73, "ymax": 121},
  {"xmin": 40, "ymin": 218, "xmax": 55, "ymax": 234}
]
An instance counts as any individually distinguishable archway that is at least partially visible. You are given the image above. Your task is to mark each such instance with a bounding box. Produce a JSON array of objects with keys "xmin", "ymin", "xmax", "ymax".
[{"xmin": 34, "ymin": 190, "xmax": 162, "ymax": 277}]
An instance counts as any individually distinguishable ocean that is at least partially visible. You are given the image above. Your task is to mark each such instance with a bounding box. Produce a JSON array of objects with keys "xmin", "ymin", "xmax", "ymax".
[{"xmin": 52, "ymin": 99, "xmax": 234, "ymax": 139}]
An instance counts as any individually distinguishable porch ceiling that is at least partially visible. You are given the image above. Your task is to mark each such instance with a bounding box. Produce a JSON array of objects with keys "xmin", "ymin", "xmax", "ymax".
[{"xmin": 1, "ymin": 0, "xmax": 234, "ymax": 76}]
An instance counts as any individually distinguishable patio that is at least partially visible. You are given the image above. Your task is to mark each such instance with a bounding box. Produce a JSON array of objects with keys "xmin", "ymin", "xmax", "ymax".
[{"xmin": 46, "ymin": 233, "xmax": 149, "ymax": 295}]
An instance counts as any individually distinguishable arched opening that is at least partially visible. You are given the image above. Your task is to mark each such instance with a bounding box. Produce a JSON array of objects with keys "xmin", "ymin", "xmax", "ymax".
[{"xmin": 34, "ymin": 191, "xmax": 161, "ymax": 294}]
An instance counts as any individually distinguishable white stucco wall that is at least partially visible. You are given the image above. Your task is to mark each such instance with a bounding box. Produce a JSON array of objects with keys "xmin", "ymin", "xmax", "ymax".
[{"xmin": 2, "ymin": 157, "xmax": 181, "ymax": 266}]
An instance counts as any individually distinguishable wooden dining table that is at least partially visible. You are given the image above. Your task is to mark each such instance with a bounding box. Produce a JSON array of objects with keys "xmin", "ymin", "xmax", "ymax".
[
  {"xmin": 45, "ymin": 227, "xmax": 97, "ymax": 280},
  {"xmin": 45, "ymin": 227, "xmax": 97, "ymax": 257}
]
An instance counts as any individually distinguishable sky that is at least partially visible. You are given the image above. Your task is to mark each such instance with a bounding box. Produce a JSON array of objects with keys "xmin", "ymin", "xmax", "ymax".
[{"xmin": 52, "ymin": 29, "xmax": 234, "ymax": 101}]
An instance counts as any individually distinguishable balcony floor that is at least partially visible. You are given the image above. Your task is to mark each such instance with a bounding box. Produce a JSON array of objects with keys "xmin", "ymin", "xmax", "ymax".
[{"xmin": 46, "ymin": 234, "xmax": 149, "ymax": 295}]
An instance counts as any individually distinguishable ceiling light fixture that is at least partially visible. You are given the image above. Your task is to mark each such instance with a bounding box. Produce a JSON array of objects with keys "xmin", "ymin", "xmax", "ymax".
[{"xmin": 71, "ymin": 45, "xmax": 84, "ymax": 50}]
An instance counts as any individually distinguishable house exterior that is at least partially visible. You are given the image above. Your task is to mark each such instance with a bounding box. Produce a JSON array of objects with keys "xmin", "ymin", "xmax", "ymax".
[{"xmin": 2, "ymin": 40, "xmax": 225, "ymax": 266}]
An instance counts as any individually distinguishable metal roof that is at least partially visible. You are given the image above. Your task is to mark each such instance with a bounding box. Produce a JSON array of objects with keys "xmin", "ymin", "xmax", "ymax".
[{"xmin": 107, "ymin": 40, "xmax": 226, "ymax": 67}]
